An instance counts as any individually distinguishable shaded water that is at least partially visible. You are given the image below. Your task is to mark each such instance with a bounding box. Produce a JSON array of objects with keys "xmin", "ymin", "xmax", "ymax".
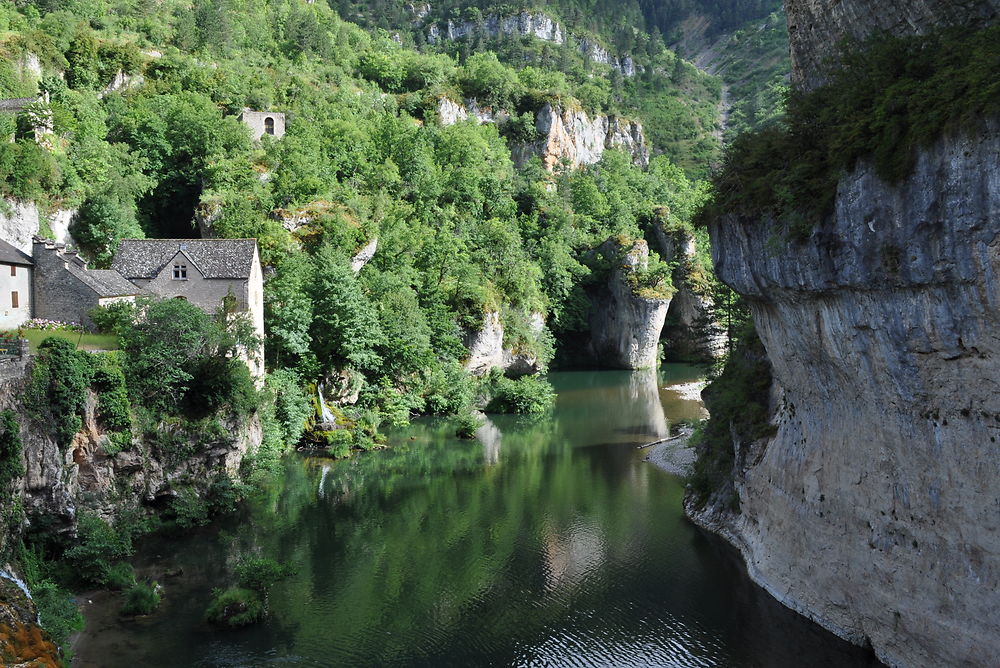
[{"xmin": 74, "ymin": 368, "xmax": 879, "ymax": 667}]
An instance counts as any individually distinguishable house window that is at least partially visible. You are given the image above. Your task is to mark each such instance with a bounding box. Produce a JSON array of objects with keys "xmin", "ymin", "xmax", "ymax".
[
  {"xmin": 173, "ymin": 264, "xmax": 187, "ymax": 280},
  {"xmin": 264, "ymin": 117, "xmax": 275, "ymax": 135},
  {"xmin": 11, "ymin": 291, "xmax": 18, "ymax": 308},
  {"xmin": 9, "ymin": 265, "xmax": 15, "ymax": 277}
]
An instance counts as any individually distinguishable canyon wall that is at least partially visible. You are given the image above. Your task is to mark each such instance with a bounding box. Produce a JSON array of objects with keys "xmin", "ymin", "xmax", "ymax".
[
  {"xmin": 697, "ymin": 122, "xmax": 1000, "ymax": 667},
  {"xmin": 786, "ymin": 0, "xmax": 1000, "ymax": 88}
]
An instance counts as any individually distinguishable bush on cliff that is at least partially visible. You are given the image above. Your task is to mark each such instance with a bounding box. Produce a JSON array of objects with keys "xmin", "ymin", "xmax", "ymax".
[
  {"xmin": 701, "ymin": 25, "xmax": 1000, "ymax": 236},
  {"xmin": 688, "ymin": 324, "xmax": 775, "ymax": 509},
  {"xmin": 27, "ymin": 337, "xmax": 93, "ymax": 449}
]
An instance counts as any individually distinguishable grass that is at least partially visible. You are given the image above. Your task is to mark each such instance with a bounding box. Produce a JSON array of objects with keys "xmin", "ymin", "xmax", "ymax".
[{"xmin": 17, "ymin": 329, "xmax": 119, "ymax": 353}]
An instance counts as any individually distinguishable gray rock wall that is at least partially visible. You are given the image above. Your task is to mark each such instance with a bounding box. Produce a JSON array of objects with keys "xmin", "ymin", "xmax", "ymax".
[
  {"xmin": 786, "ymin": 0, "xmax": 1000, "ymax": 89},
  {"xmin": 699, "ymin": 122, "xmax": 1000, "ymax": 668},
  {"xmin": 587, "ymin": 239, "xmax": 669, "ymax": 369}
]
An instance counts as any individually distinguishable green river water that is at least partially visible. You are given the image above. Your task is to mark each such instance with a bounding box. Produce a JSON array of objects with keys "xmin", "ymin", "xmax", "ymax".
[{"xmin": 73, "ymin": 368, "xmax": 879, "ymax": 667}]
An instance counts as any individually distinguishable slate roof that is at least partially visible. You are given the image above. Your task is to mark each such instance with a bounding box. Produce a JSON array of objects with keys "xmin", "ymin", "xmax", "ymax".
[
  {"xmin": 111, "ymin": 239, "xmax": 258, "ymax": 279},
  {"xmin": 65, "ymin": 264, "xmax": 144, "ymax": 297},
  {"xmin": 0, "ymin": 239, "xmax": 33, "ymax": 266}
]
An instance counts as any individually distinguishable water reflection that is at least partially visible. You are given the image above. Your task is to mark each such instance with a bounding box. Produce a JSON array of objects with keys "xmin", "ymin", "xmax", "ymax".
[{"xmin": 73, "ymin": 367, "xmax": 879, "ymax": 668}]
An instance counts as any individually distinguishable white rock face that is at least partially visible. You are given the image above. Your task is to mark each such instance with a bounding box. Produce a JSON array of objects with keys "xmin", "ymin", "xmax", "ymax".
[
  {"xmin": 46, "ymin": 208, "xmax": 75, "ymax": 246},
  {"xmin": 437, "ymin": 97, "xmax": 468, "ymax": 125},
  {"xmin": 463, "ymin": 310, "xmax": 545, "ymax": 376},
  {"xmin": 515, "ymin": 103, "xmax": 649, "ymax": 171},
  {"xmin": 428, "ymin": 11, "xmax": 564, "ymax": 45},
  {"xmin": 588, "ymin": 238, "xmax": 670, "ymax": 369},
  {"xmin": 698, "ymin": 121, "xmax": 1000, "ymax": 668},
  {"xmin": 350, "ymin": 238, "xmax": 378, "ymax": 273},
  {"xmin": 0, "ymin": 199, "xmax": 40, "ymax": 253},
  {"xmin": 425, "ymin": 11, "xmax": 637, "ymax": 77}
]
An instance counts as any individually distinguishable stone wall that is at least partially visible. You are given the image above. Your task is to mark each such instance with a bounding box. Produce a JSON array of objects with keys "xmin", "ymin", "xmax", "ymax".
[
  {"xmin": 31, "ymin": 240, "xmax": 100, "ymax": 327},
  {"xmin": 697, "ymin": 120, "xmax": 1000, "ymax": 668},
  {"xmin": 239, "ymin": 109, "xmax": 286, "ymax": 141}
]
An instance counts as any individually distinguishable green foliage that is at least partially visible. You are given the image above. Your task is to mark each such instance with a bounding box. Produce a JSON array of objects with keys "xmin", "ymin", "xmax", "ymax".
[
  {"xmin": 235, "ymin": 555, "xmax": 293, "ymax": 592},
  {"xmin": 104, "ymin": 561, "xmax": 136, "ymax": 590},
  {"xmin": 91, "ymin": 353, "xmax": 131, "ymax": 432},
  {"xmin": 89, "ymin": 302, "xmax": 136, "ymax": 338},
  {"xmin": 121, "ymin": 581, "xmax": 161, "ymax": 616},
  {"xmin": 28, "ymin": 337, "xmax": 93, "ymax": 449},
  {"xmin": 63, "ymin": 512, "xmax": 133, "ymax": 586},
  {"xmin": 454, "ymin": 411, "xmax": 483, "ymax": 439},
  {"xmin": 205, "ymin": 587, "xmax": 264, "ymax": 628},
  {"xmin": 703, "ymin": 25, "xmax": 1000, "ymax": 236},
  {"xmin": 119, "ymin": 298, "xmax": 260, "ymax": 419},
  {"xmin": 28, "ymin": 579, "xmax": 84, "ymax": 649},
  {"xmin": 0, "ymin": 410, "xmax": 24, "ymax": 493},
  {"xmin": 169, "ymin": 487, "xmax": 210, "ymax": 530},
  {"xmin": 484, "ymin": 371, "xmax": 555, "ymax": 414},
  {"xmin": 688, "ymin": 325, "xmax": 774, "ymax": 509}
]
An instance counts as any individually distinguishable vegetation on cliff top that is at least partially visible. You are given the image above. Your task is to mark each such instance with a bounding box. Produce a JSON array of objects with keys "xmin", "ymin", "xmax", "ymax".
[{"xmin": 700, "ymin": 25, "xmax": 1000, "ymax": 237}]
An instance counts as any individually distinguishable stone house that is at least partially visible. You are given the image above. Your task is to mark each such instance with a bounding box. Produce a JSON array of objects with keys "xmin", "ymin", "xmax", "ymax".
[
  {"xmin": 238, "ymin": 108, "xmax": 285, "ymax": 141},
  {"xmin": 111, "ymin": 239, "xmax": 265, "ymax": 378},
  {"xmin": 0, "ymin": 239, "xmax": 33, "ymax": 329},
  {"xmin": 32, "ymin": 238, "xmax": 142, "ymax": 328}
]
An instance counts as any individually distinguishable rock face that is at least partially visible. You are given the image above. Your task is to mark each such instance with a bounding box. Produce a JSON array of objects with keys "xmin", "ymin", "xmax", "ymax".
[
  {"xmin": 587, "ymin": 238, "xmax": 669, "ymax": 369},
  {"xmin": 2, "ymin": 363, "xmax": 262, "ymax": 547},
  {"xmin": 0, "ymin": 199, "xmax": 75, "ymax": 252},
  {"xmin": 427, "ymin": 11, "xmax": 564, "ymax": 46},
  {"xmin": 425, "ymin": 11, "xmax": 639, "ymax": 77},
  {"xmin": 514, "ymin": 103, "xmax": 649, "ymax": 171},
  {"xmin": 437, "ymin": 99, "xmax": 648, "ymax": 170},
  {"xmin": 699, "ymin": 122, "xmax": 1000, "ymax": 667},
  {"xmin": 462, "ymin": 311, "xmax": 545, "ymax": 376},
  {"xmin": 786, "ymin": 0, "xmax": 1000, "ymax": 88}
]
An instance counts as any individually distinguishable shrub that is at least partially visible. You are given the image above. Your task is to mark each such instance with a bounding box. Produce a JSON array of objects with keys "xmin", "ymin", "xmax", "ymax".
[
  {"xmin": 104, "ymin": 561, "xmax": 136, "ymax": 590},
  {"xmin": 484, "ymin": 372, "xmax": 555, "ymax": 414},
  {"xmin": 205, "ymin": 587, "xmax": 264, "ymax": 628},
  {"xmin": 120, "ymin": 582, "xmax": 161, "ymax": 616},
  {"xmin": 235, "ymin": 556, "xmax": 292, "ymax": 593},
  {"xmin": 0, "ymin": 410, "xmax": 23, "ymax": 492},
  {"xmin": 169, "ymin": 488, "xmax": 209, "ymax": 530},
  {"xmin": 30, "ymin": 580, "xmax": 84, "ymax": 648},
  {"xmin": 28, "ymin": 338, "xmax": 93, "ymax": 449},
  {"xmin": 454, "ymin": 411, "xmax": 483, "ymax": 439},
  {"xmin": 322, "ymin": 429, "xmax": 353, "ymax": 458},
  {"xmin": 63, "ymin": 512, "xmax": 133, "ymax": 586}
]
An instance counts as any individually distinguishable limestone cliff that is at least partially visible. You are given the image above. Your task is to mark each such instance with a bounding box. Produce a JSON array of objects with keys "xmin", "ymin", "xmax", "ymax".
[
  {"xmin": 695, "ymin": 122, "xmax": 1000, "ymax": 667},
  {"xmin": 424, "ymin": 11, "xmax": 639, "ymax": 77},
  {"xmin": 438, "ymin": 98, "xmax": 649, "ymax": 171},
  {"xmin": 462, "ymin": 311, "xmax": 545, "ymax": 377},
  {"xmin": 0, "ymin": 199, "xmax": 74, "ymax": 254},
  {"xmin": 586, "ymin": 238, "xmax": 670, "ymax": 369},
  {"xmin": 1, "ymin": 360, "xmax": 261, "ymax": 551},
  {"xmin": 786, "ymin": 0, "xmax": 1000, "ymax": 88}
]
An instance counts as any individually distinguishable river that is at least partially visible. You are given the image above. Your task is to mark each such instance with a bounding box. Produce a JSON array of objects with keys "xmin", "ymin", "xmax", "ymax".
[{"xmin": 73, "ymin": 367, "xmax": 879, "ymax": 667}]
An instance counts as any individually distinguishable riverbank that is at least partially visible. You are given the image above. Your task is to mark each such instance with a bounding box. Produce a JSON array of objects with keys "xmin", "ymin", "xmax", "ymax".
[{"xmin": 643, "ymin": 429, "xmax": 696, "ymax": 476}]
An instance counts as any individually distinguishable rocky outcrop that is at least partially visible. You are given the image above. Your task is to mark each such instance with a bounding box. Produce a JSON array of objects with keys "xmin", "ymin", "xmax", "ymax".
[
  {"xmin": 427, "ymin": 11, "xmax": 564, "ymax": 46},
  {"xmin": 437, "ymin": 99, "xmax": 648, "ymax": 171},
  {"xmin": 425, "ymin": 11, "xmax": 640, "ymax": 77},
  {"xmin": 462, "ymin": 311, "xmax": 545, "ymax": 376},
  {"xmin": 653, "ymin": 225, "xmax": 726, "ymax": 361},
  {"xmin": 2, "ymin": 364, "xmax": 262, "ymax": 546},
  {"xmin": 786, "ymin": 0, "xmax": 1000, "ymax": 88},
  {"xmin": 587, "ymin": 238, "xmax": 669, "ymax": 369},
  {"xmin": 350, "ymin": 238, "xmax": 378, "ymax": 273},
  {"xmin": 0, "ymin": 199, "xmax": 74, "ymax": 253},
  {"xmin": 698, "ymin": 122, "xmax": 1000, "ymax": 667},
  {"xmin": 514, "ymin": 103, "xmax": 649, "ymax": 171}
]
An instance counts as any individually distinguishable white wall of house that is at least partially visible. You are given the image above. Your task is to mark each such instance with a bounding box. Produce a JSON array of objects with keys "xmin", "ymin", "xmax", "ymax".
[{"xmin": 0, "ymin": 262, "xmax": 31, "ymax": 329}]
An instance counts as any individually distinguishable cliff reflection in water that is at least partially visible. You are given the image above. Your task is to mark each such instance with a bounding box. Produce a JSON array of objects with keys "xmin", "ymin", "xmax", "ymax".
[{"xmin": 74, "ymin": 367, "xmax": 878, "ymax": 668}]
